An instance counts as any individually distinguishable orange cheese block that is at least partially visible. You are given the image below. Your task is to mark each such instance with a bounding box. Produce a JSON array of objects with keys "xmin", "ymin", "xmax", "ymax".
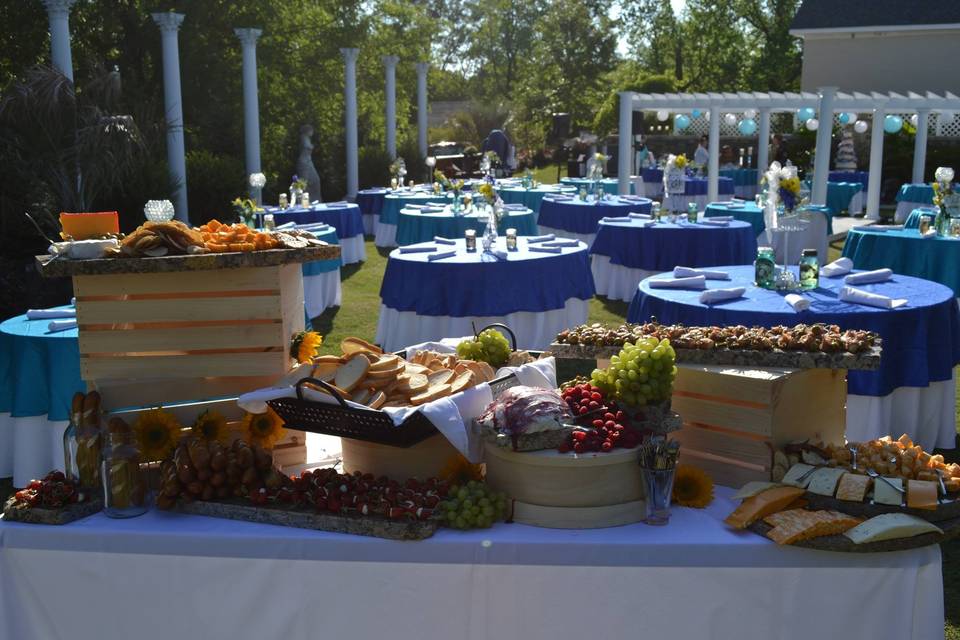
[
  {"xmin": 763, "ymin": 509, "xmax": 862, "ymax": 545},
  {"xmin": 724, "ymin": 486, "xmax": 805, "ymax": 529},
  {"xmin": 60, "ymin": 211, "xmax": 119, "ymax": 240},
  {"xmin": 907, "ymin": 479, "xmax": 938, "ymax": 511}
]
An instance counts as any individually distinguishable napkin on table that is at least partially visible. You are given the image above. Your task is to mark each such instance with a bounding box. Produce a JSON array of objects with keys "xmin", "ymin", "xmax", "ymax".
[
  {"xmin": 602, "ymin": 216, "xmax": 632, "ymax": 223},
  {"xmin": 528, "ymin": 245, "xmax": 562, "ymax": 254},
  {"xmin": 725, "ymin": 202, "xmax": 745, "ymax": 209},
  {"xmin": 547, "ymin": 195, "xmax": 573, "ymax": 201},
  {"xmin": 399, "ymin": 246, "xmax": 437, "ymax": 254},
  {"xmin": 324, "ymin": 201, "xmax": 349, "ymax": 207},
  {"xmin": 27, "ymin": 308, "xmax": 76, "ymax": 320},
  {"xmin": 700, "ymin": 219, "xmax": 729, "ymax": 226},
  {"xmin": 420, "ymin": 207, "xmax": 445, "ymax": 213},
  {"xmin": 820, "ymin": 257, "xmax": 853, "ymax": 277},
  {"xmin": 526, "ymin": 234, "xmax": 555, "ymax": 244},
  {"xmin": 275, "ymin": 221, "xmax": 297, "ymax": 230},
  {"xmin": 543, "ymin": 240, "xmax": 579, "ymax": 248},
  {"xmin": 784, "ymin": 293, "xmax": 810, "ymax": 312},
  {"xmin": 434, "ymin": 236, "xmax": 456, "ymax": 245},
  {"xmin": 706, "ymin": 215, "xmax": 733, "ymax": 221},
  {"xmin": 845, "ymin": 268, "xmax": 892, "ymax": 285},
  {"xmin": 867, "ymin": 224, "xmax": 904, "ymax": 231},
  {"xmin": 921, "ymin": 229, "xmax": 937, "ymax": 238},
  {"xmin": 673, "ymin": 266, "xmax": 730, "ymax": 280},
  {"xmin": 428, "ymin": 250, "xmax": 458, "ymax": 262},
  {"xmin": 839, "ymin": 286, "xmax": 907, "ymax": 309},
  {"xmin": 502, "ymin": 203, "xmax": 526, "ymax": 210},
  {"xmin": 47, "ymin": 319, "xmax": 77, "ymax": 333},
  {"xmin": 699, "ymin": 287, "xmax": 746, "ymax": 304},
  {"xmin": 648, "ymin": 275, "xmax": 707, "ymax": 290},
  {"xmin": 629, "ymin": 213, "xmax": 652, "ymax": 219}
]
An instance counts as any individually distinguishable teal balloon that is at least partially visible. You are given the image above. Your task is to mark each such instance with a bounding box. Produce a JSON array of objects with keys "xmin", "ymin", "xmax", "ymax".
[
  {"xmin": 691, "ymin": 109, "xmax": 702, "ymax": 119},
  {"xmin": 798, "ymin": 108, "xmax": 816, "ymax": 122},
  {"xmin": 838, "ymin": 113, "xmax": 850, "ymax": 124},
  {"xmin": 884, "ymin": 115, "xmax": 903, "ymax": 134},
  {"xmin": 675, "ymin": 114, "xmax": 691, "ymax": 130},
  {"xmin": 738, "ymin": 118, "xmax": 757, "ymax": 135}
]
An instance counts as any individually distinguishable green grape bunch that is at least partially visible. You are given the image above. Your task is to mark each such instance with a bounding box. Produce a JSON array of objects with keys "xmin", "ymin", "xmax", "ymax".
[
  {"xmin": 590, "ymin": 337, "xmax": 677, "ymax": 407},
  {"xmin": 456, "ymin": 328, "xmax": 512, "ymax": 368},
  {"xmin": 438, "ymin": 480, "xmax": 509, "ymax": 530}
]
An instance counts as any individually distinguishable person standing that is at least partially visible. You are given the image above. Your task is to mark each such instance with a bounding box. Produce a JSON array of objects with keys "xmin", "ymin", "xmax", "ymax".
[
  {"xmin": 771, "ymin": 133, "xmax": 789, "ymax": 165},
  {"xmin": 694, "ymin": 135, "xmax": 709, "ymax": 166}
]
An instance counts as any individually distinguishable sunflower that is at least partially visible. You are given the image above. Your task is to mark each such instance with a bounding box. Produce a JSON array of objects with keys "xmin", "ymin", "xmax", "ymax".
[
  {"xmin": 438, "ymin": 453, "xmax": 483, "ymax": 485},
  {"xmin": 671, "ymin": 464, "xmax": 714, "ymax": 508},
  {"xmin": 190, "ymin": 410, "xmax": 228, "ymax": 443},
  {"xmin": 674, "ymin": 153, "xmax": 688, "ymax": 169},
  {"xmin": 133, "ymin": 409, "xmax": 182, "ymax": 462},
  {"xmin": 290, "ymin": 330, "xmax": 323, "ymax": 363},
  {"xmin": 241, "ymin": 409, "xmax": 286, "ymax": 449}
]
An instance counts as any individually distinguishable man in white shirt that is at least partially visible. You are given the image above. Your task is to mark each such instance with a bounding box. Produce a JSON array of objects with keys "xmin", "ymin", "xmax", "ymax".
[{"xmin": 694, "ymin": 135, "xmax": 709, "ymax": 166}]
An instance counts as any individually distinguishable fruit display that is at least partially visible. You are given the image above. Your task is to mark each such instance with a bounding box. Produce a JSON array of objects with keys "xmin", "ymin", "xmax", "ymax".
[
  {"xmin": 437, "ymin": 480, "xmax": 509, "ymax": 529},
  {"xmin": 456, "ymin": 328, "xmax": 513, "ymax": 368},
  {"xmin": 198, "ymin": 219, "xmax": 280, "ymax": 252},
  {"xmin": 589, "ymin": 338, "xmax": 677, "ymax": 407},
  {"xmin": 8, "ymin": 471, "xmax": 91, "ymax": 510}
]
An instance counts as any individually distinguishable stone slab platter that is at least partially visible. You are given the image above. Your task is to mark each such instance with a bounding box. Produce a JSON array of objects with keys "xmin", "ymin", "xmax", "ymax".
[
  {"xmin": 748, "ymin": 513, "xmax": 960, "ymax": 553},
  {"xmin": 36, "ymin": 244, "xmax": 342, "ymax": 277},
  {"xmin": 2, "ymin": 497, "xmax": 103, "ymax": 525},
  {"xmin": 176, "ymin": 499, "xmax": 438, "ymax": 541},
  {"xmin": 548, "ymin": 342, "xmax": 882, "ymax": 371},
  {"xmin": 804, "ymin": 491, "xmax": 960, "ymax": 523}
]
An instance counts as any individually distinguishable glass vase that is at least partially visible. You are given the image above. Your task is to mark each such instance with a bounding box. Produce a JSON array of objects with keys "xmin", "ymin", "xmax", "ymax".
[
  {"xmin": 452, "ymin": 194, "xmax": 462, "ymax": 215},
  {"xmin": 935, "ymin": 207, "xmax": 950, "ymax": 237},
  {"xmin": 101, "ymin": 431, "xmax": 148, "ymax": 519},
  {"xmin": 482, "ymin": 206, "xmax": 498, "ymax": 252}
]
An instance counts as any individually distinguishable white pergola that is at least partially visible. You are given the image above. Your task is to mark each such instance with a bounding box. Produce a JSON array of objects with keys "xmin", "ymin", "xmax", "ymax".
[{"xmin": 617, "ymin": 88, "xmax": 960, "ymax": 219}]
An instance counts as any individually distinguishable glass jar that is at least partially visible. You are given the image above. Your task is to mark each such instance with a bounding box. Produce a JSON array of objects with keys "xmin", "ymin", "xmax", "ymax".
[
  {"xmin": 505, "ymin": 228, "xmax": 517, "ymax": 251},
  {"xmin": 651, "ymin": 201, "xmax": 661, "ymax": 221},
  {"xmin": 101, "ymin": 431, "xmax": 148, "ymax": 518},
  {"xmin": 263, "ymin": 214, "xmax": 276, "ymax": 231},
  {"xmin": 578, "ymin": 187, "xmax": 587, "ymax": 201},
  {"xmin": 919, "ymin": 215, "xmax": 932, "ymax": 235},
  {"xmin": 687, "ymin": 202, "xmax": 698, "ymax": 223},
  {"xmin": 300, "ymin": 192, "xmax": 310, "ymax": 208},
  {"xmin": 278, "ymin": 193, "xmax": 288, "ymax": 209},
  {"xmin": 754, "ymin": 246, "xmax": 776, "ymax": 289},
  {"xmin": 799, "ymin": 249, "xmax": 819, "ymax": 290},
  {"xmin": 465, "ymin": 229, "xmax": 477, "ymax": 252}
]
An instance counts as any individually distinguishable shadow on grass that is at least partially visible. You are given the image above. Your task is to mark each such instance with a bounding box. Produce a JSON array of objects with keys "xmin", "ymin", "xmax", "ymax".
[
  {"xmin": 310, "ymin": 306, "xmax": 340, "ymax": 335},
  {"xmin": 341, "ymin": 262, "xmax": 365, "ymax": 281},
  {"xmin": 596, "ymin": 295, "xmax": 630, "ymax": 318}
]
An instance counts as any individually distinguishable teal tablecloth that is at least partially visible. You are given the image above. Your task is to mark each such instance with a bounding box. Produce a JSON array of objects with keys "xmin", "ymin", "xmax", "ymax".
[
  {"xmin": 0, "ymin": 309, "xmax": 84, "ymax": 420},
  {"xmin": 396, "ymin": 206, "xmax": 538, "ymax": 246},
  {"xmin": 719, "ymin": 168, "xmax": 759, "ymax": 187},
  {"xmin": 300, "ymin": 227, "xmax": 341, "ymax": 275},
  {"xmin": 703, "ymin": 202, "xmax": 834, "ymax": 238},
  {"xmin": 380, "ymin": 192, "xmax": 449, "ymax": 225},
  {"xmin": 560, "ymin": 177, "xmax": 636, "ymax": 195},
  {"xmin": 825, "ymin": 181, "xmax": 863, "ymax": 215},
  {"xmin": 904, "ymin": 207, "xmax": 939, "ymax": 230},
  {"xmin": 842, "ymin": 226, "xmax": 960, "ymax": 296},
  {"xmin": 897, "ymin": 183, "xmax": 935, "ymax": 205},
  {"xmin": 497, "ymin": 185, "xmax": 576, "ymax": 215}
]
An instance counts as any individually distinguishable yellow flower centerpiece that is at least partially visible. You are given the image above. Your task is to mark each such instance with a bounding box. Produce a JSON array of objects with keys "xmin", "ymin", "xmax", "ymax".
[
  {"xmin": 290, "ymin": 330, "xmax": 323, "ymax": 364},
  {"xmin": 477, "ymin": 182, "xmax": 495, "ymax": 203},
  {"xmin": 241, "ymin": 409, "xmax": 286, "ymax": 449},
  {"xmin": 133, "ymin": 408, "xmax": 182, "ymax": 462},
  {"xmin": 190, "ymin": 410, "xmax": 229, "ymax": 443},
  {"xmin": 672, "ymin": 464, "xmax": 714, "ymax": 508},
  {"xmin": 674, "ymin": 153, "xmax": 688, "ymax": 169},
  {"xmin": 438, "ymin": 453, "xmax": 483, "ymax": 485}
]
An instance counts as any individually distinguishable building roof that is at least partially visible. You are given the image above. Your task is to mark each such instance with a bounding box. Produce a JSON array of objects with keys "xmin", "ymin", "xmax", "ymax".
[{"xmin": 791, "ymin": 0, "xmax": 960, "ymax": 33}]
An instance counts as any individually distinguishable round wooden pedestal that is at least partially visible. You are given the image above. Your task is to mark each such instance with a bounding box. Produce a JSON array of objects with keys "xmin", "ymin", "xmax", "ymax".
[{"xmin": 341, "ymin": 434, "xmax": 460, "ymax": 480}]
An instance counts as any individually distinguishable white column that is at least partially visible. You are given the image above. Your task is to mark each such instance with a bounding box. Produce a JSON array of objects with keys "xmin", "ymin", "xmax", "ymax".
[
  {"xmin": 757, "ymin": 108, "xmax": 772, "ymax": 174},
  {"xmin": 617, "ymin": 92, "xmax": 632, "ymax": 195},
  {"xmin": 912, "ymin": 109, "xmax": 931, "ymax": 184},
  {"xmin": 341, "ymin": 48, "xmax": 359, "ymax": 200},
  {"xmin": 707, "ymin": 106, "xmax": 721, "ymax": 203},
  {"xmin": 866, "ymin": 107, "xmax": 885, "ymax": 220},
  {"xmin": 416, "ymin": 62, "xmax": 429, "ymax": 159},
  {"xmin": 41, "ymin": 0, "xmax": 77, "ymax": 81},
  {"xmin": 152, "ymin": 12, "xmax": 189, "ymax": 223},
  {"xmin": 235, "ymin": 28, "xmax": 263, "ymax": 202},
  {"xmin": 811, "ymin": 86, "xmax": 837, "ymax": 205},
  {"xmin": 383, "ymin": 55, "xmax": 399, "ymax": 159}
]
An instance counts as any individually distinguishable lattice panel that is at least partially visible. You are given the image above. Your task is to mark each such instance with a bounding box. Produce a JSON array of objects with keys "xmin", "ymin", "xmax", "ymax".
[{"xmin": 647, "ymin": 111, "xmax": 959, "ymax": 138}]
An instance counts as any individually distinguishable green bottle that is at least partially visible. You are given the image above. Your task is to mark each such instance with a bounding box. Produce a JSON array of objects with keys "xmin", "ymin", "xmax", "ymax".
[
  {"xmin": 687, "ymin": 202, "xmax": 698, "ymax": 223},
  {"xmin": 799, "ymin": 249, "xmax": 819, "ymax": 290},
  {"xmin": 754, "ymin": 246, "xmax": 776, "ymax": 289}
]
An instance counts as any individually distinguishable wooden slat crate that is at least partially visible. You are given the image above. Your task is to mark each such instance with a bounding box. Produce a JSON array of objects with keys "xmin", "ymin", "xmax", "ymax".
[{"xmin": 670, "ymin": 364, "xmax": 846, "ymax": 488}]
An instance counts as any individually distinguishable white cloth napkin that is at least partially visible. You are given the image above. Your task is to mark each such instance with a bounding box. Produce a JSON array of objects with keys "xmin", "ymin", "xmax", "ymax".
[
  {"xmin": 496, "ymin": 357, "xmax": 558, "ymax": 391},
  {"xmin": 725, "ymin": 202, "xmax": 745, "ymax": 209},
  {"xmin": 275, "ymin": 221, "xmax": 297, "ymax": 230},
  {"xmin": 502, "ymin": 203, "xmax": 526, "ymax": 210},
  {"xmin": 47, "ymin": 319, "xmax": 77, "ymax": 333},
  {"xmin": 840, "ymin": 286, "xmax": 907, "ymax": 309},
  {"xmin": 526, "ymin": 234, "xmax": 555, "ymax": 243},
  {"xmin": 428, "ymin": 250, "xmax": 458, "ymax": 261},
  {"xmin": 629, "ymin": 212, "xmax": 652, "ymax": 219},
  {"xmin": 845, "ymin": 268, "xmax": 892, "ymax": 285},
  {"xmin": 648, "ymin": 275, "xmax": 707, "ymax": 290},
  {"xmin": 921, "ymin": 229, "xmax": 937, "ymax": 238},
  {"xmin": 434, "ymin": 236, "xmax": 456, "ymax": 245},
  {"xmin": 785, "ymin": 293, "xmax": 811, "ymax": 312},
  {"xmin": 27, "ymin": 308, "xmax": 76, "ymax": 320},
  {"xmin": 489, "ymin": 249, "xmax": 509, "ymax": 260},
  {"xmin": 699, "ymin": 287, "xmax": 745, "ymax": 304},
  {"xmin": 528, "ymin": 245, "xmax": 562, "ymax": 254},
  {"xmin": 673, "ymin": 266, "xmax": 730, "ymax": 280},
  {"xmin": 706, "ymin": 215, "xmax": 734, "ymax": 221},
  {"xmin": 602, "ymin": 216, "xmax": 632, "ymax": 222},
  {"xmin": 543, "ymin": 240, "xmax": 579, "ymax": 248},
  {"xmin": 399, "ymin": 245, "xmax": 437, "ymax": 254},
  {"xmin": 867, "ymin": 224, "xmax": 904, "ymax": 231},
  {"xmin": 325, "ymin": 201, "xmax": 349, "ymax": 207},
  {"xmin": 420, "ymin": 207, "xmax": 445, "ymax": 213},
  {"xmin": 547, "ymin": 195, "xmax": 573, "ymax": 201},
  {"xmin": 820, "ymin": 257, "xmax": 853, "ymax": 278},
  {"xmin": 700, "ymin": 218, "xmax": 729, "ymax": 226}
]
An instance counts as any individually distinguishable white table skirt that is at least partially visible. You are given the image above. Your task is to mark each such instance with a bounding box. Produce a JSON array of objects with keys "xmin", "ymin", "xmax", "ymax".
[
  {"xmin": 0, "ymin": 487, "xmax": 943, "ymax": 640},
  {"xmin": 764, "ymin": 211, "xmax": 829, "ymax": 265},
  {"xmin": 896, "ymin": 200, "xmax": 928, "ymax": 223},
  {"xmin": 339, "ymin": 234, "xmax": 366, "ymax": 264},
  {"xmin": 362, "ymin": 213, "xmax": 376, "ymax": 236},
  {"xmin": 303, "ymin": 269, "xmax": 342, "ymax": 319},
  {"xmin": 375, "ymin": 299, "xmax": 590, "ymax": 352},
  {"xmin": 536, "ymin": 225, "xmax": 597, "ymax": 249},
  {"xmin": 591, "ymin": 256, "xmax": 659, "ymax": 302},
  {"xmin": 0, "ymin": 414, "xmax": 67, "ymax": 488},
  {"xmin": 848, "ymin": 191, "xmax": 864, "ymax": 216},
  {"xmin": 848, "ymin": 374, "xmax": 957, "ymax": 451},
  {"xmin": 374, "ymin": 222, "xmax": 398, "ymax": 248}
]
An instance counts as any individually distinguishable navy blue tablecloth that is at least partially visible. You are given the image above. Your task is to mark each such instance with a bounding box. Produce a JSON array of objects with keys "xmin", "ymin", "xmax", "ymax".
[
  {"xmin": 642, "ymin": 168, "xmax": 663, "ymax": 183},
  {"xmin": 590, "ymin": 219, "xmax": 757, "ymax": 271},
  {"xmin": 356, "ymin": 189, "xmax": 388, "ymax": 219},
  {"xmin": 263, "ymin": 203, "xmax": 364, "ymax": 239},
  {"xmin": 627, "ymin": 265, "xmax": 960, "ymax": 397},
  {"xmin": 538, "ymin": 197, "xmax": 652, "ymax": 235},
  {"xmin": 380, "ymin": 239, "xmax": 596, "ymax": 317}
]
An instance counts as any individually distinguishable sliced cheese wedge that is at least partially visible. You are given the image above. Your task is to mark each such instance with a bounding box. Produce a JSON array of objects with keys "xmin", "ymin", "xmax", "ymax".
[
  {"xmin": 724, "ymin": 486, "xmax": 805, "ymax": 529},
  {"xmin": 835, "ymin": 474, "xmax": 872, "ymax": 502},
  {"xmin": 806, "ymin": 467, "xmax": 848, "ymax": 497},
  {"xmin": 907, "ymin": 479, "xmax": 939, "ymax": 511},
  {"xmin": 872, "ymin": 477, "xmax": 904, "ymax": 506},
  {"xmin": 781, "ymin": 464, "xmax": 816, "ymax": 488},
  {"xmin": 844, "ymin": 513, "xmax": 943, "ymax": 544},
  {"xmin": 732, "ymin": 481, "xmax": 782, "ymax": 501}
]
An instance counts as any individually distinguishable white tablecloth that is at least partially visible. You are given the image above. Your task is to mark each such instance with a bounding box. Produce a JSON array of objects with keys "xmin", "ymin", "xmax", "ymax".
[
  {"xmin": 848, "ymin": 190, "xmax": 865, "ymax": 216},
  {"xmin": 0, "ymin": 414, "xmax": 67, "ymax": 488},
  {"xmin": 339, "ymin": 234, "xmax": 366, "ymax": 265},
  {"xmin": 848, "ymin": 374, "xmax": 957, "ymax": 450},
  {"xmin": 374, "ymin": 222, "xmax": 398, "ymax": 248},
  {"xmin": 362, "ymin": 213, "xmax": 376, "ymax": 236},
  {"xmin": 302, "ymin": 269, "xmax": 342, "ymax": 319},
  {"xmin": 591, "ymin": 257, "xmax": 659, "ymax": 302},
  {"xmin": 642, "ymin": 180, "xmax": 664, "ymax": 199},
  {"xmin": 764, "ymin": 210, "xmax": 829, "ymax": 265},
  {"xmin": 0, "ymin": 486, "xmax": 943, "ymax": 640}
]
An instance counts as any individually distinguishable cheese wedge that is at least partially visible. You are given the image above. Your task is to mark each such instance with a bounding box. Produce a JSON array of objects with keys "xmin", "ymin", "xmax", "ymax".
[
  {"xmin": 835, "ymin": 474, "xmax": 872, "ymax": 502},
  {"xmin": 764, "ymin": 509, "xmax": 862, "ymax": 545},
  {"xmin": 806, "ymin": 467, "xmax": 848, "ymax": 497},
  {"xmin": 781, "ymin": 464, "xmax": 816, "ymax": 488},
  {"xmin": 844, "ymin": 513, "xmax": 943, "ymax": 544},
  {"xmin": 723, "ymin": 486, "xmax": 805, "ymax": 529},
  {"xmin": 907, "ymin": 479, "xmax": 938, "ymax": 511},
  {"xmin": 872, "ymin": 477, "xmax": 904, "ymax": 506},
  {"xmin": 732, "ymin": 481, "xmax": 782, "ymax": 501},
  {"xmin": 60, "ymin": 211, "xmax": 119, "ymax": 240}
]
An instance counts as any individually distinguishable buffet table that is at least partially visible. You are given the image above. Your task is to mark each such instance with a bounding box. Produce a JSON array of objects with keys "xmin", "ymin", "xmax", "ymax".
[
  {"xmin": 375, "ymin": 192, "xmax": 448, "ymax": 248},
  {"xmin": 703, "ymin": 202, "xmax": 832, "ymax": 264},
  {"xmin": 262, "ymin": 202, "xmax": 365, "ymax": 264},
  {"xmin": 396, "ymin": 205, "xmax": 537, "ymax": 246},
  {"xmin": 0, "ymin": 486, "xmax": 942, "ymax": 640},
  {"xmin": 560, "ymin": 177, "xmax": 636, "ymax": 196},
  {"xmin": 0, "ymin": 309, "xmax": 84, "ymax": 488},
  {"xmin": 663, "ymin": 177, "xmax": 735, "ymax": 213},
  {"xmin": 356, "ymin": 188, "xmax": 389, "ymax": 235},
  {"xmin": 628, "ymin": 266, "xmax": 960, "ymax": 450},
  {"xmin": 376, "ymin": 238, "xmax": 594, "ymax": 351},
  {"xmin": 843, "ymin": 226, "xmax": 960, "ymax": 297},
  {"xmin": 590, "ymin": 219, "xmax": 757, "ymax": 302},
  {"xmin": 497, "ymin": 184, "xmax": 576, "ymax": 215},
  {"xmin": 537, "ymin": 196, "xmax": 652, "ymax": 247},
  {"xmin": 896, "ymin": 184, "xmax": 935, "ymax": 223}
]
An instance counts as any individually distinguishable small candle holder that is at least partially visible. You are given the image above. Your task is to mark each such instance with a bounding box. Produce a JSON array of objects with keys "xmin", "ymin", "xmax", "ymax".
[
  {"xmin": 505, "ymin": 228, "xmax": 517, "ymax": 251},
  {"xmin": 143, "ymin": 199, "xmax": 175, "ymax": 223},
  {"xmin": 300, "ymin": 193, "xmax": 310, "ymax": 208},
  {"xmin": 278, "ymin": 193, "xmax": 288, "ymax": 209},
  {"xmin": 465, "ymin": 229, "xmax": 477, "ymax": 252},
  {"xmin": 263, "ymin": 214, "xmax": 276, "ymax": 231}
]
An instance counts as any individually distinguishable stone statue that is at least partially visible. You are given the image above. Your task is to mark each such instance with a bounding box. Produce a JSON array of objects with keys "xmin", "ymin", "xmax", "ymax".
[{"xmin": 296, "ymin": 124, "xmax": 323, "ymax": 202}]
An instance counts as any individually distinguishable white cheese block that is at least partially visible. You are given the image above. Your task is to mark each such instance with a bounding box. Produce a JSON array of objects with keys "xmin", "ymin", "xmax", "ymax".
[
  {"xmin": 872, "ymin": 477, "xmax": 904, "ymax": 506},
  {"xmin": 806, "ymin": 467, "xmax": 848, "ymax": 496},
  {"xmin": 781, "ymin": 464, "xmax": 816, "ymax": 488},
  {"xmin": 844, "ymin": 513, "xmax": 943, "ymax": 544},
  {"xmin": 733, "ymin": 481, "xmax": 782, "ymax": 501}
]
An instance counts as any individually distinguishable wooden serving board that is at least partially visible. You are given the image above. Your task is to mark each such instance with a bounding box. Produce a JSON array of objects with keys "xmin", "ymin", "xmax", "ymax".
[
  {"xmin": 2, "ymin": 497, "xmax": 102, "ymax": 525},
  {"xmin": 548, "ymin": 342, "xmax": 881, "ymax": 371},
  {"xmin": 803, "ymin": 491, "xmax": 960, "ymax": 523},
  {"xmin": 748, "ymin": 514, "xmax": 960, "ymax": 553},
  {"xmin": 175, "ymin": 499, "xmax": 438, "ymax": 541}
]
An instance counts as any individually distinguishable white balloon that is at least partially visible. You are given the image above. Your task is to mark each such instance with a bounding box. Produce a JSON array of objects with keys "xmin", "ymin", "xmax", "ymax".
[
  {"xmin": 723, "ymin": 113, "xmax": 737, "ymax": 126},
  {"xmin": 854, "ymin": 119, "xmax": 869, "ymax": 133},
  {"xmin": 704, "ymin": 111, "xmax": 710, "ymax": 121},
  {"xmin": 806, "ymin": 118, "xmax": 820, "ymax": 131},
  {"xmin": 743, "ymin": 109, "xmax": 757, "ymax": 120},
  {"xmin": 910, "ymin": 114, "xmax": 919, "ymax": 127},
  {"xmin": 846, "ymin": 112, "xmax": 858, "ymax": 123},
  {"xmin": 656, "ymin": 109, "xmax": 670, "ymax": 122}
]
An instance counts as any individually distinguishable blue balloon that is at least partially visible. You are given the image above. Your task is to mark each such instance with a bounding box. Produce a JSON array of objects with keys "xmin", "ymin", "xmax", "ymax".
[
  {"xmin": 737, "ymin": 118, "xmax": 757, "ymax": 135},
  {"xmin": 691, "ymin": 109, "xmax": 702, "ymax": 119},
  {"xmin": 884, "ymin": 115, "xmax": 903, "ymax": 134},
  {"xmin": 675, "ymin": 114, "xmax": 691, "ymax": 130},
  {"xmin": 838, "ymin": 113, "xmax": 850, "ymax": 124},
  {"xmin": 798, "ymin": 107, "xmax": 816, "ymax": 122}
]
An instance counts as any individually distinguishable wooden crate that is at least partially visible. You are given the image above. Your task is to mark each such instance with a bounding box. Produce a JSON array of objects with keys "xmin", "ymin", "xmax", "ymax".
[{"xmin": 670, "ymin": 364, "xmax": 846, "ymax": 488}]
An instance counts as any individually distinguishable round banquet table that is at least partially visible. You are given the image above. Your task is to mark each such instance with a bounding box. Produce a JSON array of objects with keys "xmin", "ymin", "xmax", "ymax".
[
  {"xmin": 896, "ymin": 183, "xmax": 935, "ymax": 223},
  {"xmin": 825, "ymin": 181, "xmax": 864, "ymax": 216},
  {"xmin": 356, "ymin": 188, "xmax": 389, "ymax": 235},
  {"xmin": 703, "ymin": 201, "xmax": 833, "ymax": 264},
  {"xmin": 374, "ymin": 192, "xmax": 448, "ymax": 248},
  {"xmin": 262, "ymin": 202, "xmax": 365, "ymax": 264},
  {"xmin": 396, "ymin": 205, "xmax": 538, "ymax": 246},
  {"xmin": 719, "ymin": 168, "xmax": 759, "ymax": 199},
  {"xmin": 640, "ymin": 167, "xmax": 664, "ymax": 198},
  {"xmin": 376, "ymin": 238, "xmax": 595, "ymax": 351},
  {"xmin": 0, "ymin": 309, "xmax": 85, "ymax": 487},
  {"xmin": 537, "ymin": 195, "xmax": 652, "ymax": 247},
  {"xmin": 590, "ymin": 219, "xmax": 757, "ymax": 302},
  {"xmin": 497, "ymin": 184, "xmax": 576, "ymax": 215},
  {"xmin": 842, "ymin": 225, "xmax": 960, "ymax": 297},
  {"xmin": 663, "ymin": 176, "xmax": 735, "ymax": 212},
  {"xmin": 628, "ymin": 266, "xmax": 960, "ymax": 450},
  {"xmin": 903, "ymin": 207, "xmax": 939, "ymax": 229},
  {"xmin": 297, "ymin": 226, "xmax": 343, "ymax": 318},
  {"xmin": 829, "ymin": 170, "xmax": 869, "ymax": 188},
  {"xmin": 560, "ymin": 177, "xmax": 636, "ymax": 196}
]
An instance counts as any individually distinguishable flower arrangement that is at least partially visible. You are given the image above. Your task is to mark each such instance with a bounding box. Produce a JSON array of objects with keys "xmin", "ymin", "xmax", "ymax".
[
  {"xmin": 290, "ymin": 174, "xmax": 307, "ymax": 192},
  {"xmin": 933, "ymin": 166, "xmax": 956, "ymax": 208},
  {"xmin": 673, "ymin": 153, "xmax": 688, "ymax": 169},
  {"xmin": 241, "ymin": 409, "xmax": 286, "ymax": 449},
  {"xmin": 671, "ymin": 465, "xmax": 714, "ymax": 508},
  {"xmin": 663, "ymin": 154, "xmax": 688, "ymax": 197},
  {"xmin": 477, "ymin": 182, "xmax": 496, "ymax": 204},
  {"xmin": 438, "ymin": 453, "xmax": 483, "ymax": 485},
  {"xmin": 434, "ymin": 169, "xmax": 451, "ymax": 190},
  {"xmin": 762, "ymin": 161, "xmax": 801, "ymax": 214},
  {"xmin": 588, "ymin": 152, "xmax": 607, "ymax": 180},
  {"xmin": 389, "ymin": 157, "xmax": 406, "ymax": 178},
  {"xmin": 190, "ymin": 410, "xmax": 229, "ymax": 443},
  {"xmin": 232, "ymin": 197, "xmax": 262, "ymax": 227},
  {"xmin": 290, "ymin": 330, "xmax": 323, "ymax": 364},
  {"xmin": 133, "ymin": 408, "xmax": 182, "ymax": 462}
]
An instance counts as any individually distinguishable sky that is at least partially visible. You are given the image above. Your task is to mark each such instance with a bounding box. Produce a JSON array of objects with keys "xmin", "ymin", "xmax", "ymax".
[{"xmin": 616, "ymin": 0, "xmax": 687, "ymax": 56}]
